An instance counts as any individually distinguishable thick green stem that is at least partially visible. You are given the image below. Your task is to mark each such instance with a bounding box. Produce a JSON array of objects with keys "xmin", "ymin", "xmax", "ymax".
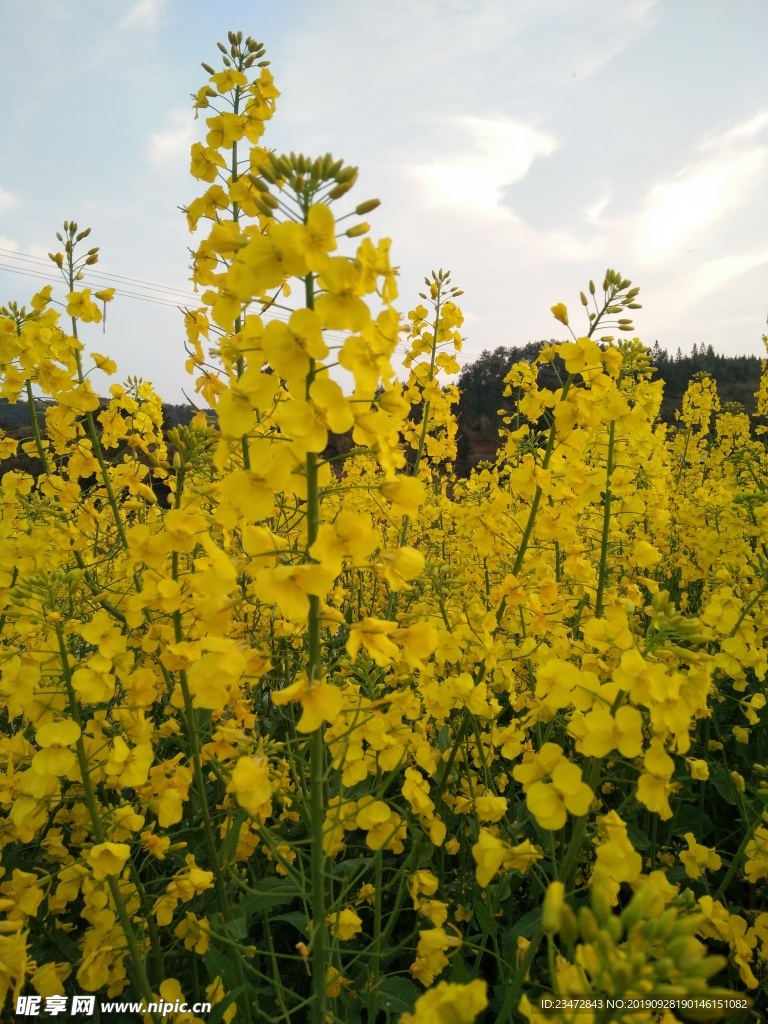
[
  {"xmin": 169, "ymin": 460, "xmax": 252, "ymax": 1023},
  {"xmin": 54, "ymin": 624, "xmax": 160, "ymax": 1022},
  {"xmin": 497, "ymin": 924, "xmax": 543, "ymax": 1022},
  {"xmin": 384, "ymin": 286, "xmax": 443, "ymax": 622},
  {"xmin": 713, "ymin": 811, "xmax": 763, "ymax": 901},
  {"xmin": 594, "ymin": 418, "xmax": 616, "ymax": 617},
  {"xmin": 308, "ymin": 726, "xmax": 328, "ymax": 1024},
  {"xmin": 367, "ymin": 851, "xmax": 384, "ymax": 1017},
  {"xmin": 299, "ymin": 259, "xmax": 330, "ymax": 1023},
  {"xmin": 511, "ymin": 377, "xmax": 573, "ymax": 578},
  {"xmin": 25, "ymin": 378, "xmax": 51, "ymax": 475},
  {"xmin": 66, "ymin": 260, "xmax": 129, "ymax": 551}
]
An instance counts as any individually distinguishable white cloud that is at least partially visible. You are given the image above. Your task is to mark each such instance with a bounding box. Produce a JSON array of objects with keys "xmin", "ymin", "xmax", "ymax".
[
  {"xmin": 147, "ymin": 110, "xmax": 195, "ymax": 169},
  {"xmin": 634, "ymin": 147, "xmax": 768, "ymax": 259},
  {"xmin": 567, "ymin": 0, "xmax": 658, "ymax": 80},
  {"xmin": 691, "ymin": 249, "xmax": 768, "ymax": 295},
  {"xmin": 664, "ymin": 247, "xmax": 768, "ymax": 310},
  {"xmin": 630, "ymin": 110, "xmax": 768, "ymax": 262},
  {"xmin": 703, "ymin": 108, "xmax": 768, "ymax": 148},
  {"xmin": 0, "ymin": 187, "xmax": 19, "ymax": 215},
  {"xmin": 410, "ymin": 116, "xmax": 556, "ymax": 215},
  {"xmin": 119, "ymin": 0, "xmax": 164, "ymax": 31},
  {"xmin": 583, "ymin": 193, "xmax": 612, "ymax": 225}
]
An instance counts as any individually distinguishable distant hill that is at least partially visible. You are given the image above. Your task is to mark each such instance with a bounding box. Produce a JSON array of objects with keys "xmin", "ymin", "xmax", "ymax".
[
  {"xmin": 455, "ymin": 343, "xmax": 766, "ymax": 475},
  {"xmin": 2, "ymin": 343, "xmax": 765, "ymax": 481},
  {"xmin": 0, "ymin": 398, "xmax": 203, "ymax": 432},
  {"xmin": 650, "ymin": 342, "xmax": 763, "ymax": 422},
  {"xmin": 0, "ymin": 399, "xmax": 206, "ymax": 482}
]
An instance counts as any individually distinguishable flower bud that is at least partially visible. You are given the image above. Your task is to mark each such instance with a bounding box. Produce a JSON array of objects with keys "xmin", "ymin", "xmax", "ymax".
[
  {"xmin": 590, "ymin": 874, "xmax": 613, "ymax": 925},
  {"xmin": 542, "ymin": 882, "xmax": 565, "ymax": 934},
  {"xmin": 686, "ymin": 955, "xmax": 728, "ymax": 980},
  {"xmin": 327, "ymin": 180, "xmax": 354, "ymax": 200},
  {"xmin": 578, "ymin": 907, "xmax": 598, "ymax": 942},
  {"xmin": 336, "ymin": 165, "xmax": 358, "ymax": 184},
  {"xmin": 355, "ymin": 199, "xmax": 381, "ymax": 215},
  {"xmin": 594, "ymin": 929, "xmax": 615, "ymax": 960},
  {"xmin": 254, "ymin": 198, "xmax": 276, "ymax": 218},
  {"xmin": 642, "ymin": 907, "xmax": 678, "ymax": 943},
  {"xmin": 247, "ymin": 174, "xmax": 271, "ymax": 194},
  {"xmin": 550, "ymin": 303, "xmax": 569, "ymax": 326},
  {"xmin": 666, "ymin": 935, "xmax": 703, "ymax": 966}
]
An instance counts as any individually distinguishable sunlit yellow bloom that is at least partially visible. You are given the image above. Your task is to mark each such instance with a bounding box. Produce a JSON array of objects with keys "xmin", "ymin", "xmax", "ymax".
[
  {"xmin": 327, "ymin": 908, "xmax": 362, "ymax": 941},
  {"xmin": 226, "ymin": 755, "xmax": 272, "ymax": 817},
  {"xmin": 271, "ymin": 676, "xmax": 343, "ymax": 732},
  {"xmin": 472, "ymin": 829, "xmax": 542, "ymax": 887},
  {"xmin": 86, "ymin": 842, "xmax": 130, "ymax": 880}
]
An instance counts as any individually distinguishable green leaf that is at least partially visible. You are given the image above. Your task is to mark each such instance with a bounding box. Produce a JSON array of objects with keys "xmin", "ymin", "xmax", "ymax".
[
  {"xmin": 269, "ymin": 911, "xmax": 310, "ymax": 935},
  {"xmin": 240, "ymin": 877, "xmax": 300, "ymax": 914},
  {"xmin": 627, "ymin": 822, "xmax": 652, "ymax": 850},
  {"xmin": 489, "ymin": 872, "xmax": 514, "ymax": 902},
  {"xmin": 711, "ymin": 765, "xmax": 741, "ymax": 807},
  {"xmin": 333, "ymin": 855, "xmax": 373, "ymax": 878},
  {"xmin": 207, "ymin": 988, "xmax": 244, "ymax": 1024},
  {"xmin": 449, "ymin": 953, "xmax": 473, "ymax": 984},
  {"xmin": 47, "ymin": 926, "xmax": 80, "ymax": 963},
  {"xmin": 474, "ymin": 897, "xmax": 498, "ymax": 937},
  {"xmin": 508, "ymin": 906, "xmax": 541, "ymax": 943},
  {"xmin": 667, "ymin": 804, "xmax": 714, "ymax": 838},
  {"xmin": 219, "ymin": 809, "xmax": 248, "ymax": 865},
  {"xmin": 223, "ymin": 915, "xmax": 248, "ymax": 940},
  {"xmin": 377, "ymin": 976, "xmax": 420, "ymax": 1016},
  {"xmin": 204, "ymin": 945, "xmax": 242, "ymax": 993},
  {"xmin": 437, "ymin": 725, "xmax": 451, "ymax": 752}
]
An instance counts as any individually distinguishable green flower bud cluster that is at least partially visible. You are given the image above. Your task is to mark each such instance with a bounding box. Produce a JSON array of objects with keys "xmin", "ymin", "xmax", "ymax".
[{"xmin": 538, "ymin": 876, "xmax": 747, "ymax": 1016}]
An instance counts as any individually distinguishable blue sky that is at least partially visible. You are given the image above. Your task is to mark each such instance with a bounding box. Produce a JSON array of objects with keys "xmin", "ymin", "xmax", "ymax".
[{"xmin": 2, "ymin": 0, "xmax": 768, "ymax": 401}]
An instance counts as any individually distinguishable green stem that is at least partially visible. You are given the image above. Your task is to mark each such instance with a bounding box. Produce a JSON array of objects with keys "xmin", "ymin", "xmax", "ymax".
[
  {"xmin": 169, "ymin": 463, "xmax": 252, "ymax": 1024},
  {"xmin": 675, "ymin": 426, "xmax": 692, "ymax": 487},
  {"xmin": 497, "ymin": 924, "xmax": 543, "ymax": 1022},
  {"xmin": 65, "ymin": 257, "xmax": 129, "ymax": 552},
  {"xmin": 301, "ymin": 261, "xmax": 330, "ymax": 1024},
  {"xmin": 367, "ymin": 851, "xmax": 384, "ymax": 1017},
  {"xmin": 54, "ymin": 624, "xmax": 160, "ymax": 1022},
  {"xmin": 309, "ymin": 727, "xmax": 328, "ymax": 1024},
  {"xmin": 25, "ymin": 378, "xmax": 51, "ymax": 475},
  {"xmin": 385, "ymin": 285, "xmax": 443, "ymax": 621},
  {"xmin": 713, "ymin": 811, "xmax": 763, "ymax": 901},
  {"xmin": 594, "ymin": 419, "xmax": 616, "ymax": 617},
  {"xmin": 559, "ymin": 756, "xmax": 603, "ymax": 891},
  {"xmin": 510, "ymin": 377, "xmax": 573, "ymax": 578},
  {"xmin": 23, "ymin": 374, "xmax": 125, "ymax": 622}
]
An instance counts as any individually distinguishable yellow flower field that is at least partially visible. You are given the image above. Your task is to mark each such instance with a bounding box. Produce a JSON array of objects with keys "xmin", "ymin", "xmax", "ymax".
[{"xmin": 1, "ymin": 31, "xmax": 767, "ymax": 1024}]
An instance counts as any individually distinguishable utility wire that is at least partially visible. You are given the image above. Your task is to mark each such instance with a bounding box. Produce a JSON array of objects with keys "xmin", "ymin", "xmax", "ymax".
[
  {"xmin": 0, "ymin": 262, "xmax": 193, "ymax": 309},
  {"xmin": 0, "ymin": 247, "xmax": 480, "ymax": 363},
  {"xmin": 0, "ymin": 248, "xmax": 199, "ymax": 302},
  {"xmin": 0, "ymin": 250, "xmax": 347, "ymax": 340}
]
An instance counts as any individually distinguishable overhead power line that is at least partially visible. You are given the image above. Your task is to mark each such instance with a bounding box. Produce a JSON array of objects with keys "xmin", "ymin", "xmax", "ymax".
[
  {"xmin": 0, "ymin": 249, "xmax": 204, "ymax": 309},
  {"xmin": 0, "ymin": 249, "xmax": 347, "ymax": 339},
  {"xmin": 0, "ymin": 262, "xmax": 192, "ymax": 310},
  {"xmin": 0, "ymin": 248, "xmax": 481, "ymax": 364}
]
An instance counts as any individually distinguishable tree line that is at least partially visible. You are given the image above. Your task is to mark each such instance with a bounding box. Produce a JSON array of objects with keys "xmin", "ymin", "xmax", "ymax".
[
  {"xmin": 455, "ymin": 342, "xmax": 765, "ymax": 473},
  {"xmin": 1, "ymin": 345, "xmax": 764, "ymax": 479}
]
